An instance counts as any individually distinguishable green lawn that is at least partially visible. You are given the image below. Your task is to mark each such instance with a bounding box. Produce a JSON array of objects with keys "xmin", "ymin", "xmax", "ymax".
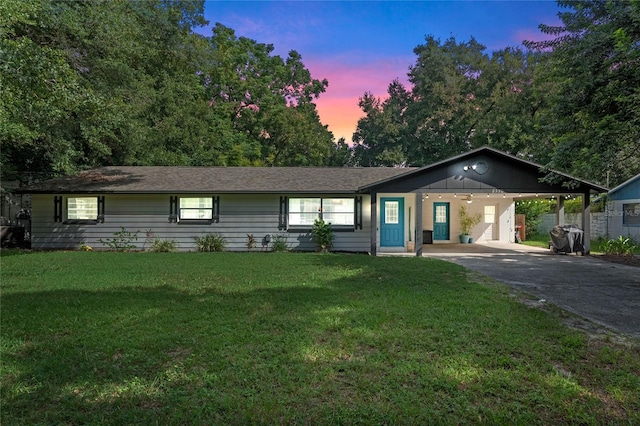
[{"xmin": 2, "ymin": 251, "xmax": 639, "ymax": 425}]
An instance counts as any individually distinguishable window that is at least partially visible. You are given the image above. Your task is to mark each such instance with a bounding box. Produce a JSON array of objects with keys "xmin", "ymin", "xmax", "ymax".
[
  {"xmin": 58, "ymin": 196, "xmax": 104, "ymax": 224},
  {"xmin": 484, "ymin": 205, "xmax": 496, "ymax": 224},
  {"xmin": 323, "ymin": 198, "xmax": 355, "ymax": 226},
  {"xmin": 180, "ymin": 197, "xmax": 212, "ymax": 220},
  {"xmin": 385, "ymin": 201, "xmax": 399, "ymax": 224},
  {"xmin": 289, "ymin": 198, "xmax": 321, "ymax": 226},
  {"xmin": 68, "ymin": 197, "xmax": 98, "ymax": 220},
  {"xmin": 435, "ymin": 204, "xmax": 447, "ymax": 223},
  {"xmin": 623, "ymin": 203, "xmax": 640, "ymax": 225},
  {"xmin": 169, "ymin": 196, "xmax": 219, "ymax": 223},
  {"xmin": 287, "ymin": 197, "xmax": 357, "ymax": 228}
]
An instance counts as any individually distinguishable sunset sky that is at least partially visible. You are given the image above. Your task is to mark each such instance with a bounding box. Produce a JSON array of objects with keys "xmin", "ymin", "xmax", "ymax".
[{"xmin": 202, "ymin": 1, "xmax": 563, "ymax": 142}]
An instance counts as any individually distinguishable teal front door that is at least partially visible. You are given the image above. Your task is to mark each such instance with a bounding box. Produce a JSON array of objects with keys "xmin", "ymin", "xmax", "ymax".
[
  {"xmin": 380, "ymin": 198, "xmax": 404, "ymax": 247},
  {"xmin": 433, "ymin": 202, "xmax": 450, "ymax": 241}
]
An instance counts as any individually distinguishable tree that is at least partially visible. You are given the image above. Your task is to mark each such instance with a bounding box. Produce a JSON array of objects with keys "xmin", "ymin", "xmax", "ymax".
[
  {"xmin": 202, "ymin": 24, "xmax": 334, "ymax": 167},
  {"xmin": 352, "ymin": 80, "xmax": 412, "ymax": 166},
  {"xmin": 352, "ymin": 36, "xmax": 540, "ymax": 167},
  {"xmin": 1, "ymin": 0, "xmax": 211, "ymax": 181},
  {"xmin": 525, "ymin": 0, "xmax": 640, "ymax": 187},
  {"xmin": 1, "ymin": 3, "xmax": 342, "ymax": 182}
]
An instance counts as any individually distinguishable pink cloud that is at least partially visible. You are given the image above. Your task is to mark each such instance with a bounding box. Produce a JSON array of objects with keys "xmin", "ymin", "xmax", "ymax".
[{"xmin": 307, "ymin": 54, "xmax": 413, "ymax": 142}]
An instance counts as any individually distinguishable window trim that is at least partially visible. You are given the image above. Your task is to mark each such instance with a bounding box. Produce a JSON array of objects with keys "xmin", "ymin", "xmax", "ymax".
[
  {"xmin": 171, "ymin": 196, "xmax": 219, "ymax": 225},
  {"xmin": 286, "ymin": 196, "xmax": 361, "ymax": 232},
  {"xmin": 61, "ymin": 196, "xmax": 104, "ymax": 224}
]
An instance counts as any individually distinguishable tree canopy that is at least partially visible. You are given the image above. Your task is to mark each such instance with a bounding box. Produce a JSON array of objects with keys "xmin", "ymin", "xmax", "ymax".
[
  {"xmin": 352, "ymin": 1, "xmax": 639, "ymax": 187},
  {"xmin": 2, "ymin": 0, "xmax": 638, "ymax": 188},
  {"xmin": 1, "ymin": 0, "xmax": 336, "ymax": 182}
]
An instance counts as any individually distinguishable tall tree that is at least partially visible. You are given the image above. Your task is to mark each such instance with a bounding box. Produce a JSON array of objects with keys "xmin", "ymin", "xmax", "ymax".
[
  {"xmin": 1, "ymin": 2, "xmax": 339, "ymax": 183},
  {"xmin": 352, "ymin": 80, "xmax": 411, "ymax": 166},
  {"xmin": 406, "ymin": 36, "xmax": 491, "ymax": 163},
  {"xmin": 352, "ymin": 37, "xmax": 539, "ymax": 167},
  {"xmin": 1, "ymin": 0, "xmax": 211, "ymax": 181},
  {"xmin": 525, "ymin": 0, "xmax": 640, "ymax": 186},
  {"xmin": 203, "ymin": 24, "xmax": 333, "ymax": 166}
]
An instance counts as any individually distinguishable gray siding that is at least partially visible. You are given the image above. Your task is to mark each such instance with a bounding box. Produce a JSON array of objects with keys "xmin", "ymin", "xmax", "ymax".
[
  {"xmin": 31, "ymin": 194, "xmax": 372, "ymax": 252},
  {"xmin": 607, "ymin": 199, "xmax": 640, "ymax": 241}
]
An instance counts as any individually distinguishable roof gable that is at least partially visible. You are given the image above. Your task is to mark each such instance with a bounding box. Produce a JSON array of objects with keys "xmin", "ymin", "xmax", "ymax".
[
  {"xmin": 360, "ymin": 146, "xmax": 608, "ymax": 194},
  {"xmin": 608, "ymin": 173, "xmax": 640, "ymax": 200}
]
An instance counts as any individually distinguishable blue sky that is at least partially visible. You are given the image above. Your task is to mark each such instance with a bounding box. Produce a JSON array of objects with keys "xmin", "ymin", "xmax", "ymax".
[{"xmin": 201, "ymin": 1, "xmax": 563, "ymax": 141}]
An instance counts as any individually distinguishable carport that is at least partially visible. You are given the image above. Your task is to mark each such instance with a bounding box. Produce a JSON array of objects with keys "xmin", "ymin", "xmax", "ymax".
[{"xmin": 360, "ymin": 147, "xmax": 608, "ymax": 256}]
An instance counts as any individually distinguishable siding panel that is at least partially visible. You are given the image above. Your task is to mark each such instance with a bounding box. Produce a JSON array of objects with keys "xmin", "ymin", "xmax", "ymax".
[{"xmin": 31, "ymin": 194, "xmax": 372, "ymax": 252}]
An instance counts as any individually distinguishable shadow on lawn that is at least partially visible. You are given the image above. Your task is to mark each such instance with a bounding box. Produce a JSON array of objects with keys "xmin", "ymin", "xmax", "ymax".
[
  {"xmin": 4, "ymin": 279, "xmax": 405, "ymax": 423},
  {"xmin": 2, "ymin": 255, "xmax": 636, "ymax": 424}
]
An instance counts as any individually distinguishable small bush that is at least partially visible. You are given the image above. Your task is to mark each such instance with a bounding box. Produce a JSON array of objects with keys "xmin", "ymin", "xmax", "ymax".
[
  {"xmin": 194, "ymin": 233, "xmax": 226, "ymax": 252},
  {"xmin": 99, "ymin": 227, "xmax": 139, "ymax": 251},
  {"xmin": 601, "ymin": 236, "xmax": 637, "ymax": 256},
  {"xmin": 150, "ymin": 239, "xmax": 178, "ymax": 253},
  {"xmin": 311, "ymin": 218, "xmax": 334, "ymax": 252},
  {"xmin": 246, "ymin": 234, "xmax": 257, "ymax": 251},
  {"xmin": 78, "ymin": 243, "xmax": 92, "ymax": 251},
  {"xmin": 271, "ymin": 234, "xmax": 289, "ymax": 252}
]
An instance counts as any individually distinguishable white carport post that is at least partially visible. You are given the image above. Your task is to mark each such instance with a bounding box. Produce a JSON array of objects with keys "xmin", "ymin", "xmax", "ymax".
[{"xmin": 556, "ymin": 195, "xmax": 565, "ymax": 226}]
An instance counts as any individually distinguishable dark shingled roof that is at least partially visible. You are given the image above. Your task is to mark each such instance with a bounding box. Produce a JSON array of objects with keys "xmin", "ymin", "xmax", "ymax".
[{"xmin": 21, "ymin": 166, "xmax": 417, "ymax": 194}]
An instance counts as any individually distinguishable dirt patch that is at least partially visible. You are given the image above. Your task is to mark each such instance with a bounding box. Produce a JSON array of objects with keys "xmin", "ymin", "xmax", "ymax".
[{"xmin": 594, "ymin": 254, "xmax": 640, "ymax": 267}]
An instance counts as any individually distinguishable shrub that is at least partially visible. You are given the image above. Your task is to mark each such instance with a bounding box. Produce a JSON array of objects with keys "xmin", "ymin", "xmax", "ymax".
[
  {"xmin": 601, "ymin": 236, "xmax": 637, "ymax": 256},
  {"xmin": 99, "ymin": 227, "xmax": 139, "ymax": 251},
  {"xmin": 515, "ymin": 200, "xmax": 551, "ymax": 238},
  {"xmin": 271, "ymin": 234, "xmax": 289, "ymax": 252},
  {"xmin": 246, "ymin": 233, "xmax": 257, "ymax": 251},
  {"xmin": 458, "ymin": 205, "xmax": 481, "ymax": 236},
  {"xmin": 194, "ymin": 233, "xmax": 226, "ymax": 252},
  {"xmin": 150, "ymin": 239, "xmax": 178, "ymax": 253},
  {"xmin": 311, "ymin": 218, "xmax": 334, "ymax": 252}
]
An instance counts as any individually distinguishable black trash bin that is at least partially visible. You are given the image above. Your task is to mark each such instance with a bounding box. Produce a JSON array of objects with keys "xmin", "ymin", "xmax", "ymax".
[{"xmin": 549, "ymin": 224, "xmax": 584, "ymax": 255}]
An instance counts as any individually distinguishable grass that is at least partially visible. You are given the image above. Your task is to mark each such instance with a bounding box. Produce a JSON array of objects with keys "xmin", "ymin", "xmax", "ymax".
[
  {"xmin": 2, "ymin": 251, "xmax": 639, "ymax": 425},
  {"xmin": 519, "ymin": 233, "xmax": 551, "ymax": 249}
]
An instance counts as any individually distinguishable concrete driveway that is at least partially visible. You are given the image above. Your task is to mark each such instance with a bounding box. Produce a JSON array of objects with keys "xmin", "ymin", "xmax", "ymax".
[{"xmin": 422, "ymin": 243, "xmax": 640, "ymax": 340}]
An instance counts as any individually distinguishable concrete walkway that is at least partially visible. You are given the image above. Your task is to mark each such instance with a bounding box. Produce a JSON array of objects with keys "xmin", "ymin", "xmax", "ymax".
[{"xmin": 421, "ymin": 243, "xmax": 640, "ymax": 340}]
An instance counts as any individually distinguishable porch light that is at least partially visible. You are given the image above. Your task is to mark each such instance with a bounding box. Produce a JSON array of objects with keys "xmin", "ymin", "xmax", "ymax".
[
  {"xmin": 454, "ymin": 193, "xmax": 457, "ymax": 197},
  {"xmin": 466, "ymin": 196, "xmax": 473, "ymax": 204},
  {"xmin": 438, "ymin": 194, "xmax": 442, "ymax": 199},
  {"xmin": 463, "ymin": 164, "xmax": 477, "ymax": 171}
]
